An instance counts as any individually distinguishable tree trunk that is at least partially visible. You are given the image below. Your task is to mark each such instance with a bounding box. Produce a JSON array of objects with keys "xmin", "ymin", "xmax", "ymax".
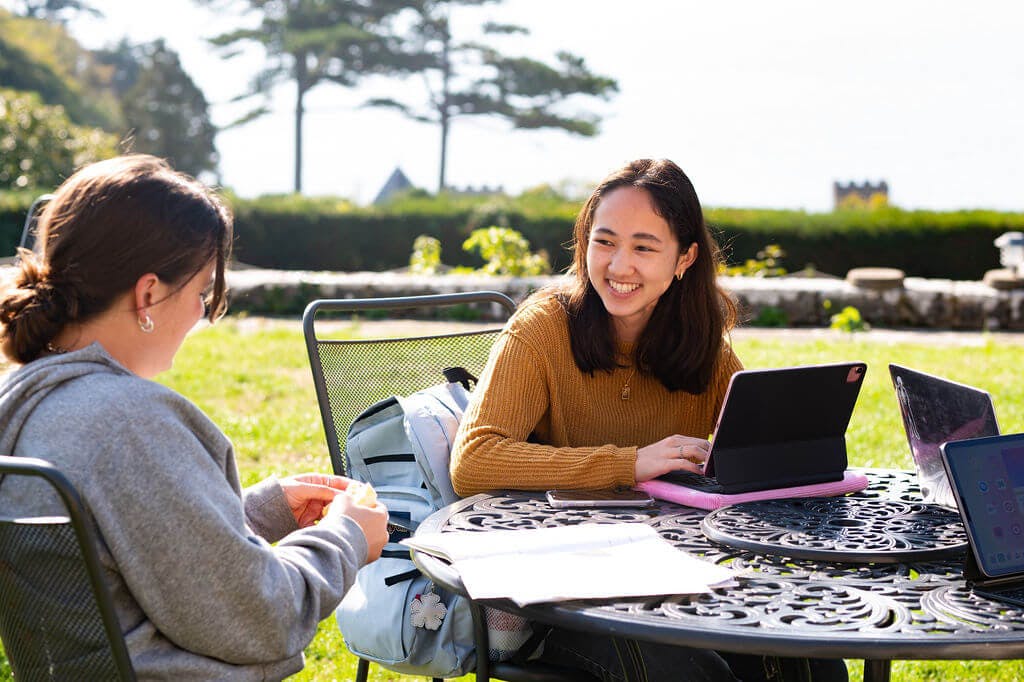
[
  {"xmin": 438, "ymin": 24, "xmax": 451, "ymax": 193},
  {"xmin": 294, "ymin": 57, "xmax": 307, "ymax": 194},
  {"xmin": 439, "ymin": 112, "xmax": 449, "ymax": 193},
  {"xmin": 294, "ymin": 83, "xmax": 305, "ymax": 194}
]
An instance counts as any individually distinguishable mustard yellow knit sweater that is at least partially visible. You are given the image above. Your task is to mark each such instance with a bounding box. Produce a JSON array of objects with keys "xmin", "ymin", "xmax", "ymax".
[{"xmin": 450, "ymin": 295, "xmax": 743, "ymax": 496}]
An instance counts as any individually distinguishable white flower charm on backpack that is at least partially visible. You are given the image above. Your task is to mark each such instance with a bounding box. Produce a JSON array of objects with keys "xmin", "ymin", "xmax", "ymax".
[{"xmin": 410, "ymin": 590, "xmax": 448, "ymax": 630}]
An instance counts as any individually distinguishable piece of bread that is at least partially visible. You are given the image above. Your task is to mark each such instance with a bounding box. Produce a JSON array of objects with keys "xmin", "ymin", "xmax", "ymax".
[
  {"xmin": 345, "ymin": 481, "xmax": 378, "ymax": 506},
  {"xmin": 319, "ymin": 481, "xmax": 378, "ymax": 522}
]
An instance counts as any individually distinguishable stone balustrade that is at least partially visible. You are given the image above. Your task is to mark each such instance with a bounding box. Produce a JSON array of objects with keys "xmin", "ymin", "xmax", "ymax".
[{"xmin": 226, "ymin": 268, "xmax": 1024, "ymax": 330}]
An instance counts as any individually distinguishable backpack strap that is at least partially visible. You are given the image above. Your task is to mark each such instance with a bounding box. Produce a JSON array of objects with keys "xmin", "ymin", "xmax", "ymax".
[{"xmin": 384, "ymin": 567, "xmax": 421, "ymax": 586}]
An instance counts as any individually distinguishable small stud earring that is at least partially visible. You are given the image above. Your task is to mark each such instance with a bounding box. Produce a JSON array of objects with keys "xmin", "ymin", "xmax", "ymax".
[{"xmin": 139, "ymin": 313, "xmax": 155, "ymax": 333}]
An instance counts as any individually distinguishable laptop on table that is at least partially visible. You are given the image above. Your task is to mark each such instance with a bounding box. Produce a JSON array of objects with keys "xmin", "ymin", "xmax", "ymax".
[
  {"xmin": 940, "ymin": 434, "xmax": 1024, "ymax": 607},
  {"xmin": 889, "ymin": 364, "xmax": 1000, "ymax": 508},
  {"xmin": 659, "ymin": 361, "xmax": 867, "ymax": 494}
]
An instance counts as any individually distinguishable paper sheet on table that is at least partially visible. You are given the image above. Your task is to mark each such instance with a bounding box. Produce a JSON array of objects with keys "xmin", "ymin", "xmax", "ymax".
[{"xmin": 404, "ymin": 523, "xmax": 738, "ymax": 606}]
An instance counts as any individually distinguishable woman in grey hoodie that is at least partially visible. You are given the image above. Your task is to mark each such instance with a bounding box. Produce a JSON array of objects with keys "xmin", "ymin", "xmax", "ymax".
[{"xmin": 0, "ymin": 155, "xmax": 389, "ymax": 680}]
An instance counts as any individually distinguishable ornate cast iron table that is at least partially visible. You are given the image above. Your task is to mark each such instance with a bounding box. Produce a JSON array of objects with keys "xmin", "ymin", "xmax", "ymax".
[{"xmin": 412, "ymin": 469, "xmax": 1024, "ymax": 682}]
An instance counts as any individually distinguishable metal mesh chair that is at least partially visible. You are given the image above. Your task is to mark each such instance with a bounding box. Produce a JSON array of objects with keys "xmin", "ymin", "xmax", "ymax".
[
  {"xmin": 303, "ymin": 292, "xmax": 595, "ymax": 682},
  {"xmin": 0, "ymin": 455, "xmax": 135, "ymax": 681},
  {"xmin": 304, "ymin": 291, "xmax": 518, "ymax": 478}
]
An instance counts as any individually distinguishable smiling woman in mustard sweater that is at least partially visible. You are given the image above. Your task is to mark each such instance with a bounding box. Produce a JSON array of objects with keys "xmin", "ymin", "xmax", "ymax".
[
  {"xmin": 450, "ymin": 159, "xmax": 847, "ymax": 682},
  {"xmin": 452, "ymin": 158, "xmax": 740, "ymax": 498}
]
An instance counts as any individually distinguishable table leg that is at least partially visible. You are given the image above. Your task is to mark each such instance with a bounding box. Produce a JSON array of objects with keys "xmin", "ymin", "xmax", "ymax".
[{"xmin": 863, "ymin": 659, "xmax": 891, "ymax": 682}]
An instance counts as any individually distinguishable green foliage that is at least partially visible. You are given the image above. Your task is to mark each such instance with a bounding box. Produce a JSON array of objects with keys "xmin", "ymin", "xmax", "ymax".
[
  {"xmin": 462, "ymin": 226, "xmax": 551, "ymax": 276},
  {"xmin": 708, "ymin": 206, "xmax": 1024, "ymax": 280},
  {"xmin": 365, "ymin": 0, "xmax": 618, "ymax": 189},
  {"xmin": 409, "ymin": 234, "xmax": 442, "ymax": 274},
  {"xmin": 4, "ymin": 183, "xmax": 1023, "ymax": 279},
  {"xmin": 239, "ymin": 193, "xmax": 355, "ymax": 213},
  {"xmin": 0, "ymin": 88, "xmax": 118, "ymax": 190},
  {"xmin": 0, "ymin": 9, "xmax": 121, "ymax": 129},
  {"xmin": 720, "ymin": 243, "xmax": 787, "ymax": 277},
  {"xmin": 751, "ymin": 306, "xmax": 789, "ymax": 328},
  {"xmin": 98, "ymin": 39, "xmax": 219, "ymax": 178},
  {"xmin": 406, "ymin": 225, "xmax": 551, "ymax": 276},
  {"xmin": 0, "ymin": 11, "xmax": 220, "ymax": 180},
  {"xmin": 825, "ymin": 300, "xmax": 870, "ymax": 333}
]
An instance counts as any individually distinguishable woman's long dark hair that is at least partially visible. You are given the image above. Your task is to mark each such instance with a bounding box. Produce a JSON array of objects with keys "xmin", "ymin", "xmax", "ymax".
[{"xmin": 559, "ymin": 158, "xmax": 736, "ymax": 394}]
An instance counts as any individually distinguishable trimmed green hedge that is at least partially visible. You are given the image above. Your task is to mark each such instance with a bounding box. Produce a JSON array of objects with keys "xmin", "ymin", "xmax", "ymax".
[
  {"xmin": 706, "ymin": 207, "xmax": 1022, "ymax": 279},
  {"xmin": 2, "ymin": 189, "xmax": 1021, "ymax": 280}
]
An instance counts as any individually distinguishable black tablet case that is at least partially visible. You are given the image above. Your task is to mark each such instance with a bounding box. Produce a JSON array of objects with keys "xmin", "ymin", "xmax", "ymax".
[{"xmin": 704, "ymin": 362, "xmax": 867, "ymax": 494}]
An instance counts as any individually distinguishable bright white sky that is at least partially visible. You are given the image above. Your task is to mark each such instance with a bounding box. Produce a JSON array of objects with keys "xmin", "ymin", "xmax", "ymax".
[{"xmin": 64, "ymin": 0, "xmax": 1024, "ymax": 211}]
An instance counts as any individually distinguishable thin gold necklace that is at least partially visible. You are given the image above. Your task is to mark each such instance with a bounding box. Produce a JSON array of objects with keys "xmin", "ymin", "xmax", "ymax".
[{"xmin": 620, "ymin": 366, "xmax": 637, "ymax": 401}]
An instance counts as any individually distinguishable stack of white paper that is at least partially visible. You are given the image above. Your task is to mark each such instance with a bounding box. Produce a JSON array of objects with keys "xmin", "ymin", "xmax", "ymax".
[{"xmin": 403, "ymin": 522, "xmax": 739, "ymax": 606}]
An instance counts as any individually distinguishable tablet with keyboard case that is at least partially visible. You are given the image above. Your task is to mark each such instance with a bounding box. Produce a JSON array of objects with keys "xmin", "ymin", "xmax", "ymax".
[{"xmin": 658, "ymin": 361, "xmax": 866, "ymax": 494}]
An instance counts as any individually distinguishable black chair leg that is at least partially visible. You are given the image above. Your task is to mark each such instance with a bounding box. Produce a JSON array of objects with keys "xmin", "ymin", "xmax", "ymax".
[{"xmin": 355, "ymin": 657, "xmax": 370, "ymax": 682}]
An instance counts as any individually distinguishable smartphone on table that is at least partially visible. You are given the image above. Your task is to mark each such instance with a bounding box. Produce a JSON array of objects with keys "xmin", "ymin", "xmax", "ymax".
[{"xmin": 545, "ymin": 488, "xmax": 655, "ymax": 508}]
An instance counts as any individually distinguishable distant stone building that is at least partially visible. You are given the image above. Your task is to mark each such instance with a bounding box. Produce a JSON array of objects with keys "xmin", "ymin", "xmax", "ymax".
[
  {"xmin": 373, "ymin": 167, "xmax": 414, "ymax": 205},
  {"xmin": 833, "ymin": 180, "xmax": 889, "ymax": 209}
]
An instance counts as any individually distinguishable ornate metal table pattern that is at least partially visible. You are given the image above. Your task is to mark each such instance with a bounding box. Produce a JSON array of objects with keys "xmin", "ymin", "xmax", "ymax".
[
  {"xmin": 413, "ymin": 469, "xmax": 1024, "ymax": 680},
  {"xmin": 701, "ymin": 496, "xmax": 967, "ymax": 563}
]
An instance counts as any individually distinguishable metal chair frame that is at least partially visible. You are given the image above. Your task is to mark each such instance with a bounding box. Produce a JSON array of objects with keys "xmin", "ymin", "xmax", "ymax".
[
  {"xmin": 19, "ymin": 193, "xmax": 54, "ymax": 253},
  {"xmin": 0, "ymin": 455, "xmax": 136, "ymax": 681},
  {"xmin": 303, "ymin": 291, "xmax": 517, "ymax": 478},
  {"xmin": 303, "ymin": 292, "xmax": 594, "ymax": 682}
]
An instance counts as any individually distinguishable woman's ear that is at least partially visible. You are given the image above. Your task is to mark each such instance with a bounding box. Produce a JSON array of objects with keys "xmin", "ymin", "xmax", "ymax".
[
  {"xmin": 133, "ymin": 273, "xmax": 160, "ymax": 313},
  {"xmin": 675, "ymin": 242, "xmax": 698, "ymax": 279}
]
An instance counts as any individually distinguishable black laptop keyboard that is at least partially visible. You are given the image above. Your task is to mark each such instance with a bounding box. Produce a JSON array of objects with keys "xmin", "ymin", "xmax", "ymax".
[
  {"xmin": 658, "ymin": 470, "xmax": 724, "ymax": 493},
  {"xmin": 983, "ymin": 585, "xmax": 1024, "ymax": 606}
]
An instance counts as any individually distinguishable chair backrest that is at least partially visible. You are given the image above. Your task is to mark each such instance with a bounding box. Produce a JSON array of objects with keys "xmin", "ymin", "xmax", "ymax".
[
  {"xmin": 0, "ymin": 456, "xmax": 136, "ymax": 682},
  {"xmin": 303, "ymin": 291, "xmax": 517, "ymax": 477}
]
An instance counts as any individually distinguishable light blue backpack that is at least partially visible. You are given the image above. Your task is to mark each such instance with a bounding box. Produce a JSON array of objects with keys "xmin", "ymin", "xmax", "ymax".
[{"xmin": 336, "ymin": 369, "xmax": 532, "ymax": 677}]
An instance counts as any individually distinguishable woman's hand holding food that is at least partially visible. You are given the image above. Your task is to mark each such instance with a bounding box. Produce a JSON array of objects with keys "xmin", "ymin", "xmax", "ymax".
[{"xmin": 321, "ymin": 480, "xmax": 388, "ymax": 562}]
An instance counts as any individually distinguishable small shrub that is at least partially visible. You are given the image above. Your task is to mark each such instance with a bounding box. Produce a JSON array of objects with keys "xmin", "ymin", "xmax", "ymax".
[
  {"xmin": 409, "ymin": 235, "xmax": 442, "ymax": 274},
  {"xmin": 461, "ymin": 226, "xmax": 551, "ymax": 276},
  {"xmin": 720, "ymin": 243, "xmax": 787, "ymax": 277},
  {"xmin": 751, "ymin": 306, "xmax": 789, "ymax": 328},
  {"xmin": 825, "ymin": 300, "xmax": 869, "ymax": 333}
]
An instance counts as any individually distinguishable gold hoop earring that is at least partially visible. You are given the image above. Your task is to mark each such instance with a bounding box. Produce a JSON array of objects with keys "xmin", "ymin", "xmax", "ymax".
[
  {"xmin": 675, "ymin": 271, "xmax": 684, "ymax": 281},
  {"xmin": 139, "ymin": 313, "xmax": 155, "ymax": 333}
]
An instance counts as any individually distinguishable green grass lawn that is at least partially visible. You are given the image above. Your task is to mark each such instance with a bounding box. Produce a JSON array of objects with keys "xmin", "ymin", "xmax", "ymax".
[{"xmin": 3, "ymin": 320, "xmax": 1024, "ymax": 681}]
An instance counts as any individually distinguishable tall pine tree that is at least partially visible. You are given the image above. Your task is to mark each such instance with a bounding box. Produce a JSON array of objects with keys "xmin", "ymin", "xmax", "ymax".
[
  {"xmin": 367, "ymin": 0, "xmax": 618, "ymax": 190},
  {"xmin": 195, "ymin": 0, "xmax": 413, "ymax": 193}
]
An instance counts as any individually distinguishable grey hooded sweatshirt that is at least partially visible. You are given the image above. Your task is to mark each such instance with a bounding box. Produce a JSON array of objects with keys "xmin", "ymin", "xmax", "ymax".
[{"xmin": 0, "ymin": 343, "xmax": 368, "ymax": 681}]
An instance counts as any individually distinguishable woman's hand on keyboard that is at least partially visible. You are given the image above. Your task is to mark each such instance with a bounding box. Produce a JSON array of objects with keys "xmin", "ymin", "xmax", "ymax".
[{"xmin": 635, "ymin": 435, "xmax": 710, "ymax": 482}]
